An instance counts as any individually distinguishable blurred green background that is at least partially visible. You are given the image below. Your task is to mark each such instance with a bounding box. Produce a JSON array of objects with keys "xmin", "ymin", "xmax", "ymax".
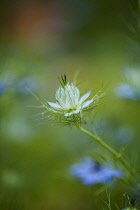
[{"xmin": 0, "ymin": 0, "xmax": 140, "ymax": 209}]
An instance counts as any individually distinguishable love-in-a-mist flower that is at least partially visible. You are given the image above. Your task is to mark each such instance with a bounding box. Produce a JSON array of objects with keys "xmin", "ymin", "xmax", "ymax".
[
  {"xmin": 70, "ymin": 157, "xmax": 123, "ymax": 185},
  {"xmin": 115, "ymin": 67, "xmax": 140, "ymax": 101},
  {"xmin": 47, "ymin": 75, "xmax": 94, "ymax": 117}
]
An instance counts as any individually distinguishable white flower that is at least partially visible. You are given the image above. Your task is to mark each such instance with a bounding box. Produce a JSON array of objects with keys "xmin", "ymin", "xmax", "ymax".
[{"xmin": 47, "ymin": 82, "xmax": 94, "ymax": 117}]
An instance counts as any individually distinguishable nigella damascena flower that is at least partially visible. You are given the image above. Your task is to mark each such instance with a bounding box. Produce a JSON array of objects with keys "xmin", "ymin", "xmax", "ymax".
[
  {"xmin": 70, "ymin": 157, "xmax": 123, "ymax": 185},
  {"xmin": 47, "ymin": 75, "xmax": 94, "ymax": 117},
  {"xmin": 115, "ymin": 67, "xmax": 140, "ymax": 101},
  {"xmin": 115, "ymin": 83, "xmax": 137, "ymax": 101}
]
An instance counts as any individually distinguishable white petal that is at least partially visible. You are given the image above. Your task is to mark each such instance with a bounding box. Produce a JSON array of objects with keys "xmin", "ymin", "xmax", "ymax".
[
  {"xmin": 79, "ymin": 89, "xmax": 92, "ymax": 104},
  {"xmin": 82, "ymin": 99, "xmax": 94, "ymax": 108},
  {"xmin": 64, "ymin": 113, "xmax": 74, "ymax": 117},
  {"xmin": 64, "ymin": 108, "xmax": 81, "ymax": 117},
  {"xmin": 47, "ymin": 101, "xmax": 62, "ymax": 110}
]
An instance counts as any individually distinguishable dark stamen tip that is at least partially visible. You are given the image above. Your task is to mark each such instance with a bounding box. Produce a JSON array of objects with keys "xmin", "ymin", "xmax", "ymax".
[{"xmin": 58, "ymin": 74, "xmax": 67, "ymax": 87}]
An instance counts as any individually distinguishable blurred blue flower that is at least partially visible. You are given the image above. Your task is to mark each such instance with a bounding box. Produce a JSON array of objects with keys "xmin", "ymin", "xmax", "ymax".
[
  {"xmin": 70, "ymin": 157, "xmax": 123, "ymax": 185},
  {"xmin": 115, "ymin": 83, "xmax": 137, "ymax": 101},
  {"xmin": 116, "ymin": 67, "xmax": 140, "ymax": 101},
  {"xmin": 0, "ymin": 80, "xmax": 5, "ymax": 95}
]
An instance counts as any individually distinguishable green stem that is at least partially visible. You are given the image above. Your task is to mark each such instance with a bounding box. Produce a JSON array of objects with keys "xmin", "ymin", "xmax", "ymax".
[{"xmin": 76, "ymin": 124, "xmax": 136, "ymax": 177}]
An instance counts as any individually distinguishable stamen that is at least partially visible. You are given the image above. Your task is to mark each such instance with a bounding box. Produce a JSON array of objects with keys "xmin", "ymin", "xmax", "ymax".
[{"xmin": 58, "ymin": 74, "xmax": 67, "ymax": 88}]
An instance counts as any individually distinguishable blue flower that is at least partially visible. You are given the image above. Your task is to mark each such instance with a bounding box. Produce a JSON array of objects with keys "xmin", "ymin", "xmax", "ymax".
[
  {"xmin": 115, "ymin": 83, "xmax": 137, "ymax": 101},
  {"xmin": 70, "ymin": 157, "xmax": 123, "ymax": 185},
  {"xmin": 115, "ymin": 67, "xmax": 140, "ymax": 101},
  {"xmin": 0, "ymin": 81, "xmax": 5, "ymax": 95}
]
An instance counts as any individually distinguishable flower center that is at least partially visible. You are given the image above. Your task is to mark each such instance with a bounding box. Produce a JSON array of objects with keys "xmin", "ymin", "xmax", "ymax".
[{"xmin": 94, "ymin": 162, "xmax": 101, "ymax": 171}]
